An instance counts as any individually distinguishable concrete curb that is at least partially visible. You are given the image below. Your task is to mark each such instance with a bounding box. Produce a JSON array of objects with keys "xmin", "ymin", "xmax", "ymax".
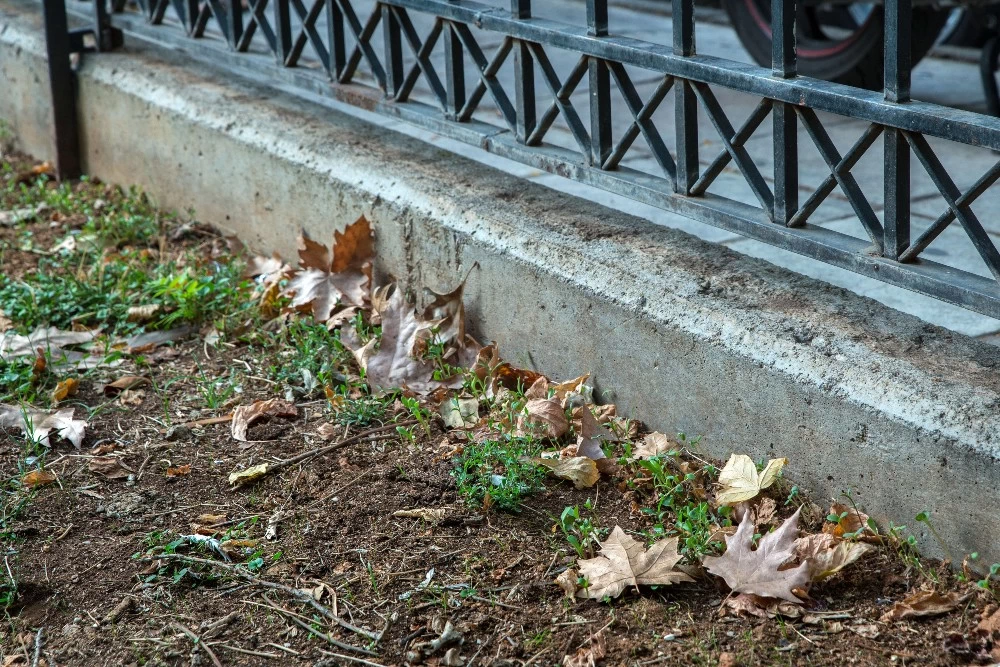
[{"xmin": 2, "ymin": 1, "xmax": 998, "ymax": 562}]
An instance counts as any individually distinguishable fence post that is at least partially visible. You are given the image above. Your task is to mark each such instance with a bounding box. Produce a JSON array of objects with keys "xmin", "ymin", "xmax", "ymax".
[
  {"xmin": 772, "ymin": 0, "xmax": 798, "ymax": 225},
  {"xmin": 884, "ymin": 0, "xmax": 911, "ymax": 259},
  {"xmin": 587, "ymin": 0, "xmax": 611, "ymax": 166},
  {"xmin": 42, "ymin": 0, "xmax": 81, "ymax": 180},
  {"xmin": 673, "ymin": 0, "xmax": 698, "ymax": 194},
  {"xmin": 511, "ymin": 0, "xmax": 536, "ymax": 143}
]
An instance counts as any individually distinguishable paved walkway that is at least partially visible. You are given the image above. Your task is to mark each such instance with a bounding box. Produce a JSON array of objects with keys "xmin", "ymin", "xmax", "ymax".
[{"xmin": 257, "ymin": 0, "xmax": 1000, "ymax": 337}]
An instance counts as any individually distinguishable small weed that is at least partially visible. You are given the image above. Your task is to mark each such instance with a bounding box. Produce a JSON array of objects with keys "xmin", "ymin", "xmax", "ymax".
[
  {"xmin": 195, "ymin": 367, "xmax": 241, "ymax": 410},
  {"xmin": 559, "ymin": 502, "xmax": 607, "ymax": 559},
  {"xmin": 262, "ymin": 319, "xmax": 351, "ymax": 396},
  {"xmin": 452, "ymin": 434, "xmax": 546, "ymax": 512},
  {"xmin": 335, "ymin": 394, "xmax": 392, "ymax": 428}
]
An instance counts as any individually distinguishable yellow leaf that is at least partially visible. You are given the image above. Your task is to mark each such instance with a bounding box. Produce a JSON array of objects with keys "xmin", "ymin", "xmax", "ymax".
[
  {"xmin": 716, "ymin": 454, "xmax": 787, "ymax": 506},
  {"xmin": 51, "ymin": 377, "xmax": 79, "ymax": 404},
  {"xmin": 533, "ymin": 456, "xmax": 599, "ymax": 489},
  {"xmin": 228, "ymin": 463, "xmax": 270, "ymax": 487},
  {"xmin": 22, "ymin": 469, "xmax": 57, "ymax": 488}
]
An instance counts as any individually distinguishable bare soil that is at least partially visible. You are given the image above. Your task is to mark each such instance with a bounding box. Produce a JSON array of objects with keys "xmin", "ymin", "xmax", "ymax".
[{"xmin": 0, "ymin": 156, "xmax": 997, "ymax": 667}]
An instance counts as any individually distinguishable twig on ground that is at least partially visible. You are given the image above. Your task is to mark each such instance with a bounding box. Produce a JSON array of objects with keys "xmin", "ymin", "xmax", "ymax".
[
  {"xmin": 211, "ymin": 643, "xmax": 279, "ymax": 659},
  {"xmin": 316, "ymin": 650, "xmax": 386, "ymax": 666},
  {"xmin": 148, "ymin": 553, "xmax": 377, "ymax": 640},
  {"xmin": 31, "ymin": 627, "xmax": 43, "ymax": 667},
  {"xmin": 233, "ymin": 421, "xmax": 417, "ymax": 487},
  {"xmin": 261, "ymin": 598, "xmax": 378, "ymax": 657},
  {"xmin": 172, "ymin": 622, "xmax": 224, "ymax": 667}
]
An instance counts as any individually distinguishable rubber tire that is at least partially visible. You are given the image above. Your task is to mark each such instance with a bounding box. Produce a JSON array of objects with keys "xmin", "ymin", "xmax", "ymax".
[{"xmin": 722, "ymin": 0, "xmax": 950, "ymax": 89}]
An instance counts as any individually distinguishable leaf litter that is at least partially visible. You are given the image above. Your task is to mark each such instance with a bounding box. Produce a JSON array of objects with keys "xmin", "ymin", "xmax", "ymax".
[{"xmin": 0, "ymin": 162, "xmax": 994, "ymax": 666}]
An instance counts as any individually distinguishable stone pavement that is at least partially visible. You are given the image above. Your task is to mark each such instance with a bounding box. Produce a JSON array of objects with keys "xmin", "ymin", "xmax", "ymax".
[{"xmin": 242, "ymin": 0, "xmax": 1000, "ymax": 337}]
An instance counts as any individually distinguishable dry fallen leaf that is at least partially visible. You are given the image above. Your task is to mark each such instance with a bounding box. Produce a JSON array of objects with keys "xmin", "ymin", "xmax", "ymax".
[
  {"xmin": 103, "ymin": 375, "xmax": 151, "ymax": 396},
  {"xmin": 516, "ymin": 398, "xmax": 569, "ymax": 439},
  {"xmin": 880, "ymin": 590, "xmax": 972, "ymax": 622},
  {"xmin": 715, "ymin": 453, "xmax": 787, "ymax": 506},
  {"xmin": 795, "ymin": 533, "xmax": 873, "ymax": 582},
  {"xmin": 0, "ymin": 404, "xmax": 88, "ymax": 448},
  {"xmin": 88, "ymin": 456, "xmax": 132, "ymax": 479},
  {"xmin": 0, "ymin": 326, "xmax": 100, "ymax": 361},
  {"xmin": 576, "ymin": 406, "xmax": 615, "ymax": 461},
  {"xmin": 562, "ymin": 632, "xmax": 605, "ymax": 667},
  {"xmin": 285, "ymin": 217, "xmax": 374, "ymax": 319},
  {"xmin": 316, "ymin": 422, "xmax": 338, "ymax": 440},
  {"xmin": 231, "ymin": 398, "xmax": 298, "ymax": 442},
  {"xmin": 721, "ymin": 593, "xmax": 805, "ymax": 619},
  {"xmin": 50, "ymin": 377, "xmax": 79, "ymax": 404},
  {"xmin": 22, "ymin": 469, "xmax": 57, "ymax": 489},
  {"xmin": 534, "ymin": 456, "xmax": 599, "ymax": 489},
  {"xmin": 126, "ymin": 304, "xmax": 161, "ymax": 323},
  {"xmin": 440, "ymin": 395, "xmax": 479, "ymax": 429},
  {"xmin": 166, "ymin": 464, "xmax": 192, "ymax": 477},
  {"xmin": 555, "ymin": 568, "xmax": 578, "ymax": 599},
  {"xmin": 576, "ymin": 527, "xmax": 693, "ymax": 599},
  {"xmin": 703, "ymin": 508, "xmax": 809, "ymax": 604},
  {"xmin": 351, "ymin": 285, "xmax": 459, "ymax": 394},
  {"xmin": 416, "ymin": 280, "xmax": 467, "ymax": 354},
  {"xmin": 631, "ymin": 432, "xmax": 676, "ymax": 460},
  {"xmin": 228, "ymin": 463, "xmax": 270, "ymax": 487},
  {"xmin": 823, "ymin": 503, "xmax": 881, "ymax": 543},
  {"xmin": 393, "ymin": 508, "xmax": 446, "ymax": 523}
]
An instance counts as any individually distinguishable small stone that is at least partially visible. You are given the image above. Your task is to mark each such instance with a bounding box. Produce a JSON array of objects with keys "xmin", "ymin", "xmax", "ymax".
[{"xmin": 164, "ymin": 425, "xmax": 192, "ymax": 441}]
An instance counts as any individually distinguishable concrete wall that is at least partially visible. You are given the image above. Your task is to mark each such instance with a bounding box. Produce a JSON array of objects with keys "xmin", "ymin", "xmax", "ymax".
[{"xmin": 2, "ymin": 1, "xmax": 999, "ymax": 562}]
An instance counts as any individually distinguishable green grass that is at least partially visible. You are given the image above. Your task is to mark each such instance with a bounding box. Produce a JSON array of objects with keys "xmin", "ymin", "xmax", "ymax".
[
  {"xmin": 452, "ymin": 434, "xmax": 547, "ymax": 512},
  {"xmin": 256, "ymin": 318, "xmax": 354, "ymax": 397}
]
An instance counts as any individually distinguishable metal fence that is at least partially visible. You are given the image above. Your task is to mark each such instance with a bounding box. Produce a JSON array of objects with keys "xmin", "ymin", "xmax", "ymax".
[{"xmin": 41, "ymin": 0, "xmax": 1000, "ymax": 317}]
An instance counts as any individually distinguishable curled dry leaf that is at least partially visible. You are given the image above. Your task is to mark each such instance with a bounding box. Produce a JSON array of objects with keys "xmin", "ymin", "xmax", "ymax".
[
  {"xmin": 1, "ymin": 326, "xmax": 101, "ymax": 360},
  {"xmin": 103, "ymin": 375, "xmax": 151, "ymax": 396},
  {"xmin": 285, "ymin": 216, "xmax": 374, "ymax": 319},
  {"xmin": 722, "ymin": 593, "xmax": 805, "ymax": 620},
  {"xmin": 166, "ymin": 464, "xmax": 192, "ymax": 477},
  {"xmin": 416, "ymin": 280, "xmax": 467, "ymax": 354},
  {"xmin": 880, "ymin": 590, "xmax": 972, "ymax": 622},
  {"xmin": 22, "ymin": 469, "xmax": 57, "ymax": 489},
  {"xmin": 348, "ymin": 284, "xmax": 460, "ymax": 394},
  {"xmin": 795, "ymin": 533, "xmax": 873, "ymax": 582},
  {"xmin": 516, "ymin": 398, "xmax": 569, "ymax": 439},
  {"xmin": 576, "ymin": 406, "xmax": 615, "ymax": 461},
  {"xmin": 88, "ymin": 456, "xmax": 132, "ymax": 479},
  {"xmin": 0, "ymin": 404, "xmax": 88, "ymax": 448},
  {"xmin": 555, "ymin": 568, "xmax": 578, "ymax": 599},
  {"xmin": 562, "ymin": 632, "xmax": 606, "ymax": 667},
  {"xmin": 715, "ymin": 453, "xmax": 787, "ymax": 506},
  {"xmin": 126, "ymin": 304, "xmax": 161, "ymax": 323},
  {"xmin": 51, "ymin": 377, "xmax": 79, "ymax": 404},
  {"xmin": 440, "ymin": 395, "xmax": 480, "ymax": 429},
  {"xmin": 534, "ymin": 456, "xmax": 599, "ymax": 489},
  {"xmin": 228, "ymin": 463, "xmax": 270, "ymax": 487},
  {"xmin": 703, "ymin": 509, "xmax": 809, "ymax": 604},
  {"xmin": 576, "ymin": 527, "xmax": 693, "ymax": 599},
  {"xmin": 393, "ymin": 508, "xmax": 446, "ymax": 523},
  {"xmin": 231, "ymin": 398, "xmax": 298, "ymax": 442},
  {"xmin": 823, "ymin": 503, "xmax": 881, "ymax": 543},
  {"xmin": 631, "ymin": 432, "xmax": 676, "ymax": 460},
  {"xmin": 315, "ymin": 422, "xmax": 338, "ymax": 441}
]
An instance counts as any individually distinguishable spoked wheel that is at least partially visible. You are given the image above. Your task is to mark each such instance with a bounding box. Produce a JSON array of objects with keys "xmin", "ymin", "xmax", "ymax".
[{"xmin": 722, "ymin": 0, "xmax": 950, "ymax": 89}]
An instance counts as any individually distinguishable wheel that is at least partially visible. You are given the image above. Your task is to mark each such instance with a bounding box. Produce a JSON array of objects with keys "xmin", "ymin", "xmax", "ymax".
[
  {"xmin": 940, "ymin": 7, "xmax": 1000, "ymax": 48},
  {"xmin": 722, "ymin": 0, "xmax": 950, "ymax": 89}
]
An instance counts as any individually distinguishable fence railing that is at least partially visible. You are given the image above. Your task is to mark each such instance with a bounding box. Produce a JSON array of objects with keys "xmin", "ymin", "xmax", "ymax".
[{"xmin": 40, "ymin": 0, "xmax": 1000, "ymax": 318}]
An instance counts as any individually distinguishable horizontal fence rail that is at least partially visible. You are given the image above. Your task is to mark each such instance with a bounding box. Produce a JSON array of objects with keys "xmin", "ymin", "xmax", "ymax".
[{"xmin": 46, "ymin": 0, "xmax": 1000, "ymax": 318}]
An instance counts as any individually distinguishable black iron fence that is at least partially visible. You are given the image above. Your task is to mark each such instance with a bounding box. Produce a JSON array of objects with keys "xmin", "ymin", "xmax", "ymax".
[{"xmin": 39, "ymin": 0, "xmax": 1000, "ymax": 318}]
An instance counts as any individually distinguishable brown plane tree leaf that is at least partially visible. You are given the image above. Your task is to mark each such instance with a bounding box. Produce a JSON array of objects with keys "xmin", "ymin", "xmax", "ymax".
[
  {"xmin": 0, "ymin": 326, "xmax": 101, "ymax": 361},
  {"xmin": 516, "ymin": 398, "xmax": 569, "ymax": 439},
  {"xmin": 0, "ymin": 404, "xmax": 88, "ymax": 448},
  {"xmin": 576, "ymin": 527, "xmax": 693, "ymax": 599},
  {"xmin": 715, "ymin": 453, "xmax": 787, "ymax": 506},
  {"xmin": 823, "ymin": 503, "xmax": 881, "ymax": 543},
  {"xmin": 22, "ymin": 469, "xmax": 57, "ymax": 489},
  {"xmin": 703, "ymin": 508, "xmax": 810, "ymax": 604},
  {"xmin": 795, "ymin": 533, "xmax": 873, "ymax": 582},
  {"xmin": 631, "ymin": 432, "xmax": 677, "ymax": 460},
  {"xmin": 285, "ymin": 217, "xmax": 374, "ymax": 319},
  {"xmin": 881, "ymin": 590, "xmax": 972, "ymax": 622},
  {"xmin": 353, "ymin": 285, "xmax": 462, "ymax": 394},
  {"xmin": 415, "ymin": 280, "xmax": 467, "ymax": 355},
  {"xmin": 231, "ymin": 399, "xmax": 298, "ymax": 441},
  {"xmin": 534, "ymin": 456, "xmax": 599, "ymax": 489},
  {"xmin": 88, "ymin": 456, "xmax": 132, "ymax": 479}
]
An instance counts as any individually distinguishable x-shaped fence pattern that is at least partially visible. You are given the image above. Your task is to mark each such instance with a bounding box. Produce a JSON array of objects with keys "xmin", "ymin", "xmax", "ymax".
[{"xmin": 78, "ymin": 0, "xmax": 1000, "ymax": 317}]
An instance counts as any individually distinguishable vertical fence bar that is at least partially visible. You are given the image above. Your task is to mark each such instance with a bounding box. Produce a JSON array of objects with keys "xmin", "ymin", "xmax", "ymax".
[
  {"xmin": 443, "ymin": 22, "xmax": 466, "ymax": 120},
  {"xmin": 511, "ymin": 0, "xmax": 536, "ymax": 143},
  {"xmin": 42, "ymin": 0, "xmax": 81, "ymax": 180},
  {"xmin": 587, "ymin": 0, "xmax": 611, "ymax": 166},
  {"xmin": 884, "ymin": 0, "xmax": 911, "ymax": 259},
  {"xmin": 772, "ymin": 0, "xmax": 797, "ymax": 224},
  {"xmin": 327, "ymin": 0, "xmax": 344, "ymax": 78},
  {"xmin": 230, "ymin": 0, "xmax": 243, "ymax": 49},
  {"xmin": 673, "ymin": 0, "xmax": 698, "ymax": 194},
  {"xmin": 383, "ymin": 4, "xmax": 404, "ymax": 97},
  {"xmin": 274, "ymin": 0, "xmax": 291, "ymax": 64}
]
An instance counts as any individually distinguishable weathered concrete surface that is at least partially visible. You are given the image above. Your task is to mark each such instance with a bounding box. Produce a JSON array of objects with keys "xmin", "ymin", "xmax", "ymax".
[{"xmin": 2, "ymin": 3, "xmax": 999, "ymax": 562}]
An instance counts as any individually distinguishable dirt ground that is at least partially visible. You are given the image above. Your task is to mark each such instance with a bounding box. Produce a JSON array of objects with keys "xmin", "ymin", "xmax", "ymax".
[{"xmin": 1, "ymin": 151, "xmax": 998, "ymax": 667}]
